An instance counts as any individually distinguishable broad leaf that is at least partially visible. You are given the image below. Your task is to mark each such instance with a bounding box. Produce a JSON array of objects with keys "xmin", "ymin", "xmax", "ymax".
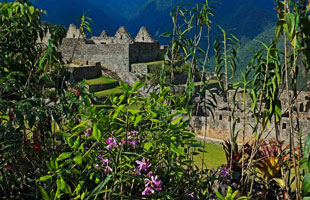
[{"xmin": 57, "ymin": 152, "xmax": 72, "ymax": 161}]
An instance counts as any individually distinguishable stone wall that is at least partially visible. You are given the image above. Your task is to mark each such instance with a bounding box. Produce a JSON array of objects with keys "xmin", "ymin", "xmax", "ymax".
[
  {"xmin": 59, "ymin": 38, "xmax": 131, "ymax": 72},
  {"xmin": 131, "ymin": 63, "xmax": 149, "ymax": 74},
  {"xmin": 91, "ymin": 36, "xmax": 115, "ymax": 44},
  {"xmin": 129, "ymin": 42, "xmax": 160, "ymax": 63},
  {"xmin": 66, "ymin": 65, "xmax": 101, "ymax": 81},
  {"xmin": 190, "ymin": 112, "xmax": 309, "ymax": 144}
]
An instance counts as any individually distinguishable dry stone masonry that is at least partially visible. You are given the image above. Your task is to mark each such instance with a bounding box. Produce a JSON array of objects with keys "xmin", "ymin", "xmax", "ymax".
[
  {"xmin": 190, "ymin": 89, "xmax": 310, "ymax": 144},
  {"xmin": 59, "ymin": 24, "xmax": 163, "ymax": 73}
]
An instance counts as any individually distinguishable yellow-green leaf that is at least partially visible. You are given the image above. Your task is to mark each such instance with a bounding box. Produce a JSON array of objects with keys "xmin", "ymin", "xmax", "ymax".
[
  {"xmin": 73, "ymin": 155, "xmax": 83, "ymax": 165},
  {"xmin": 144, "ymin": 142, "xmax": 153, "ymax": 150},
  {"xmin": 40, "ymin": 175, "xmax": 53, "ymax": 182},
  {"xmin": 171, "ymin": 116, "xmax": 182, "ymax": 125}
]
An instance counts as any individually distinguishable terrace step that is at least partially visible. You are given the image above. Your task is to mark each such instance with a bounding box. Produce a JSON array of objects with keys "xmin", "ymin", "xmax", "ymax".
[
  {"xmin": 82, "ymin": 76, "xmax": 125, "ymax": 100},
  {"xmin": 86, "ymin": 82, "xmax": 119, "ymax": 92},
  {"xmin": 84, "ymin": 76, "xmax": 119, "ymax": 92},
  {"xmin": 94, "ymin": 87, "xmax": 125, "ymax": 101}
]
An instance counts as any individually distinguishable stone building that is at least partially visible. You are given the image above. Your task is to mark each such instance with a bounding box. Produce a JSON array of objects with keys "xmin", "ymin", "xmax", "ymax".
[
  {"xmin": 191, "ymin": 89, "xmax": 310, "ymax": 144},
  {"xmin": 59, "ymin": 24, "xmax": 162, "ymax": 72}
]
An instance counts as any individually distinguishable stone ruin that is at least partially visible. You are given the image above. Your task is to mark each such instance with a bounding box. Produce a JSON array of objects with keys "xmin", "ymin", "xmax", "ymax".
[
  {"xmin": 41, "ymin": 24, "xmax": 309, "ymax": 144},
  {"xmin": 190, "ymin": 89, "xmax": 310, "ymax": 144},
  {"xmin": 58, "ymin": 24, "xmax": 164, "ymax": 73}
]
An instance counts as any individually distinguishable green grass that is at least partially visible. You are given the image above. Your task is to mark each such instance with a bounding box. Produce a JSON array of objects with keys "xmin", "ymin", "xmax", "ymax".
[
  {"xmin": 193, "ymin": 143, "xmax": 226, "ymax": 169},
  {"xmin": 95, "ymin": 87, "xmax": 124, "ymax": 97},
  {"xmin": 139, "ymin": 60, "xmax": 164, "ymax": 65},
  {"xmin": 84, "ymin": 77, "xmax": 117, "ymax": 86}
]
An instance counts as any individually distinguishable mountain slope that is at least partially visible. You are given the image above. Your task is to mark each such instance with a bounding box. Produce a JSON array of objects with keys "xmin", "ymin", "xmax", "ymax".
[
  {"xmin": 127, "ymin": 0, "xmax": 277, "ymax": 43},
  {"xmin": 34, "ymin": 0, "xmax": 278, "ymax": 45}
]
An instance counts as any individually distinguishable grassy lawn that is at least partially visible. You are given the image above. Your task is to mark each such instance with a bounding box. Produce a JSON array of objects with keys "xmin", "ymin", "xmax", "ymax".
[
  {"xmin": 95, "ymin": 87, "xmax": 124, "ymax": 97},
  {"xmin": 84, "ymin": 77, "xmax": 117, "ymax": 85},
  {"xmin": 193, "ymin": 143, "xmax": 226, "ymax": 169},
  {"xmin": 139, "ymin": 60, "xmax": 164, "ymax": 65}
]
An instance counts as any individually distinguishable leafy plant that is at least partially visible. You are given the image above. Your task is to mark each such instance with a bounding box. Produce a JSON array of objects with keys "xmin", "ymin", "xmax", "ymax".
[
  {"xmin": 222, "ymin": 140, "xmax": 250, "ymax": 175},
  {"xmin": 216, "ymin": 186, "xmax": 248, "ymax": 200},
  {"xmin": 255, "ymin": 140, "xmax": 288, "ymax": 182},
  {"xmin": 252, "ymin": 140, "xmax": 297, "ymax": 199},
  {"xmin": 38, "ymin": 82, "xmax": 205, "ymax": 199}
]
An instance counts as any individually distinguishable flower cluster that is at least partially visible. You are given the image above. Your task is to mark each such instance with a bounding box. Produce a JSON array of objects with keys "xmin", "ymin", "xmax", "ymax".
[
  {"xmin": 106, "ymin": 138, "xmax": 119, "ymax": 150},
  {"xmin": 219, "ymin": 167, "xmax": 230, "ymax": 177},
  {"xmin": 125, "ymin": 130, "xmax": 140, "ymax": 148},
  {"xmin": 71, "ymin": 88, "xmax": 81, "ymax": 96},
  {"xmin": 97, "ymin": 155, "xmax": 112, "ymax": 174},
  {"xmin": 134, "ymin": 158, "xmax": 162, "ymax": 196},
  {"xmin": 106, "ymin": 131, "xmax": 140, "ymax": 150},
  {"xmin": 142, "ymin": 173, "xmax": 162, "ymax": 196},
  {"xmin": 118, "ymin": 130, "xmax": 140, "ymax": 148},
  {"xmin": 135, "ymin": 158, "xmax": 152, "ymax": 176}
]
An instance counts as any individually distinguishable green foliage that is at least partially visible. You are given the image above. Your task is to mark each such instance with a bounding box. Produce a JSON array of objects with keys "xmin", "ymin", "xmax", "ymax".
[
  {"xmin": 2, "ymin": 0, "xmax": 310, "ymax": 199},
  {"xmin": 303, "ymin": 133, "xmax": 310, "ymax": 198},
  {"xmin": 38, "ymin": 83, "xmax": 207, "ymax": 199},
  {"xmin": 0, "ymin": 1, "xmax": 93, "ymax": 198},
  {"xmin": 79, "ymin": 12, "xmax": 93, "ymax": 38},
  {"xmin": 216, "ymin": 186, "xmax": 248, "ymax": 200},
  {"xmin": 214, "ymin": 26, "xmax": 240, "ymax": 91}
]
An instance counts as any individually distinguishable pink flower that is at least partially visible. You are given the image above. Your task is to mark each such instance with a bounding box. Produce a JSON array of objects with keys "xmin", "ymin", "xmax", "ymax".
[
  {"xmin": 142, "ymin": 187, "xmax": 154, "ymax": 196},
  {"xmin": 142, "ymin": 175, "xmax": 162, "ymax": 196},
  {"xmin": 104, "ymin": 166, "xmax": 112, "ymax": 174},
  {"xmin": 146, "ymin": 171, "xmax": 153, "ymax": 178},
  {"xmin": 135, "ymin": 158, "xmax": 152, "ymax": 175},
  {"xmin": 106, "ymin": 137, "xmax": 118, "ymax": 150},
  {"xmin": 101, "ymin": 159, "xmax": 110, "ymax": 166},
  {"xmin": 220, "ymin": 167, "xmax": 230, "ymax": 177},
  {"xmin": 187, "ymin": 192, "xmax": 195, "ymax": 199},
  {"xmin": 130, "ymin": 130, "xmax": 138, "ymax": 136},
  {"xmin": 128, "ymin": 141, "xmax": 136, "ymax": 147},
  {"xmin": 118, "ymin": 139, "xmax": 126, "ymax": 146},
  {"xmin": 145, "ymin": 175, "xmax": 162, "ymax": 189},
  {"xmin": 97, "ymin": 156, "xmax": 112, "ymax": 173}
]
